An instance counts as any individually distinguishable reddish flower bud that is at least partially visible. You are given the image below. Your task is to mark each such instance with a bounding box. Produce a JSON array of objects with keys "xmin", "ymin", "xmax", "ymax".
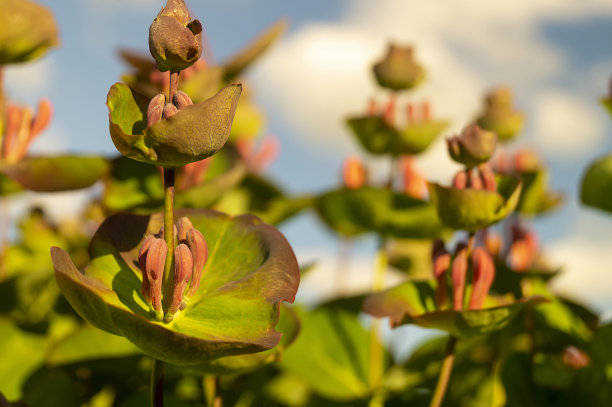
[
  {"xmin": 147, "ymin": 93, "xmax": 166, "ymax": 127},
  {"xmin": 468, "ymin": 247, "xmax": 495, "ymax": 310},
  {"xmin": 144, "ymin": 238, "xmax": 167, "ymax": 319},
  {"xmin": 406, "ymin": 103, "xmax": 415, "ymax": 124},
  {"xmin": 163, "ymin": 103, "xmax": 178, "ymax": 118},
  {"xmin": 484, "ymin": 231, "xmax": 502, "ymax": 258},
  {"xmin": 342, "ymin": 155, "xmax": 367, "ymax": 189},
  {"xmin": 562, "ymin": 346, "xmax": 590, "ymax": 369},
  {"xmin": 478, "ymin": 163, "xmax": 497, "ymax": 191},
  {"xmin": 451, "ymin": 245, "xmax": 468, "ymax": 310},
  {"xmin": 514, "ymin": 148, "xmax": 541, "ymax": 172},
  {"xmin": 452, "ymin": 170, "xmax": 467, "ymax": 189},
  {"xmin": 509, "ymin": 224, "xmax": 538, "ymax": 271},
  {"xmin": 367, "ymin": 98, "xmax": 378, "ymax": 116},
  {"xmin": 165, "ymin": 243, "xmax": 193, "ymax": 321},
  {"xmin": 176, "ymin": 216, "xmax": 194, "ymax": 244},
  {"xmin": 468, "ymin": 169, "xmax": 483, "ymax": 189},
  {"xmin": 186, "ymin": 228, "xmax": 208, "ymax": 298},
  {"xmin": 173, "ymin": 90, "xmax": 193, "ymax": 109},
  {"xmin": 30, "ymin": 99, "xmax": 53, "ymax": 140},
  {"xmin": 401, "ymin": 156, "xmax": 427, "ymax": 199},
  {"xmin": 383, "ymin": 97, "xmax": 396, "ymax": 126},
  {"xmin": 432, "ymin": 239, "xmax": 451, "ymax": 308},
  {"xmin": 422, "ymin": 100, "xmax": 430, "ymax": 121}
]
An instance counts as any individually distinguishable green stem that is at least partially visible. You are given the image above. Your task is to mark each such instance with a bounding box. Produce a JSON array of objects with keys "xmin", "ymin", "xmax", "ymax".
[
  {"xmin": 204, "ymin": 376, "xmax": 222, "ymax": 407},
  {"xmin": 162, "ymin": 167, "xmax": 176, "ymax": 313},
  {"xmin": 369, "ymin": 240, "xmax": 387, "ymax": 394},
  {"xmin": 429, "ymin": 336, "xmax": 457, "ymax": 407},
  {"xmin": 151, "ymin": 358, "xmax": 164, "ymax": 407}
]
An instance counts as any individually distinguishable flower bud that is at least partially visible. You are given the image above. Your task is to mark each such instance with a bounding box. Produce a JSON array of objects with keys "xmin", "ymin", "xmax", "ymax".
[
  {"xmin": 165, "ymin": 243, "xmax": 193, "ymax": 321},
  {"xmin": 401, "ymin": 156, "xmax": 427, "ymax": 199},
  {"xmin": 514, "ymin": 148, "xmax": 541, "ymax": 172},
  {"xmin": 143, "ymin": 237, "xmax": 167, "ymax": 320},
  {"xmin": 468, "ymin": 247, "xmax": 495, "ymax": 310},
  {"xmin": 509, "ymin": 226, "xmax": 538, "ymax": 272},
  {"xmin": 373, "ymin": 44, "xmax": 426, "ymax": 91},
  {"xmin": 451, "ymin": 244, "xmax": 468, "ymax": 310},
  {"xmin": 173, "ymin": 90, "xmax": 193, "ymax": 109},
  {"xmin": 149, "ymin": 0, "xmax": 202, "ymax": 72},
  {"xmin": 163, "ymin": 103, "xmax": 178, "ymax": 118},
  {"xmin": 467, "ymin": 169, "xmax": 483, "ymax": 190},
  {"xmin": 562, "ymin": 346, "xmax": 590, "ymax": 369},
  {"xmin": 185, "ymin": 228, "xmax": 208, "ymax": 298},
  {"xmin": 432, "ymin": 239, "xmax": 451, "ymax": 308},
  {"xmin": 476, "ymin": 86, "xmax": 524, "ymax": 142},
  {"xmin": 342, "ymin": 155, "xmax": 367, "ymax": 189},
  {"xmin": 147, "ymin": 94, "xmax": 166, "ymax": 128},
  {"xmin": 452, "ymin": 170, "xmax": 467, "ymax": 189},
  {"xmin": 176, "ymin": 216, "xmax": 194, "ymax": 243},
  {"xmin": 478, "ymin": 163, "xmax": 497, "ymax": 191},
  {"xmin": 447, "ymin": 124, "xmax": 497, "ymax": 168}
]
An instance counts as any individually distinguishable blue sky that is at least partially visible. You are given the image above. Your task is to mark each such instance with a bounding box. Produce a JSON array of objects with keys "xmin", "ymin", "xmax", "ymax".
[{"xmin": 5, "ymin": 0, "xmax": 612, "ymax": 319}]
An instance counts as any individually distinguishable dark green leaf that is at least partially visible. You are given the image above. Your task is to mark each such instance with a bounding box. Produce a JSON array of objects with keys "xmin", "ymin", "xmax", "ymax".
[{"xmin": 581, "ymin": 153, "xmax": 612, "ymax": 214}]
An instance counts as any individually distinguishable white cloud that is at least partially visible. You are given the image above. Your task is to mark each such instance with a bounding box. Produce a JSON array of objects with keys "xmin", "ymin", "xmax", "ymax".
[
  {"xmin": 4, "ymin": 57, "xmax": 56, "ymax": 103},
  {"xmin": 531, "ymin": 90, "xmax": 606, "ymax": 156},
  {"xmin": 86, "ymin": 0, "xmax": 160, "ymax": 13},
  {"xmin": 250, "ymin": 0, "xmax": 612, "ymax": 167}
]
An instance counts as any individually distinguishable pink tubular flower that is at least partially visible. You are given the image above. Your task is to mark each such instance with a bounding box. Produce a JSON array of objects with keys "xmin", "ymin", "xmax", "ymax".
[{"xmin": 2, "ymin": 99, "xmax": 52, "ymax": 164}]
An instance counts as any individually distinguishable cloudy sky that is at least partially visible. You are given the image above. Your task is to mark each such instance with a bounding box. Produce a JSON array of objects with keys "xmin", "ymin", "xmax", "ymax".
[{"xmin": 5, "ymin": 0, "xmax": 612, "ymax": 319}]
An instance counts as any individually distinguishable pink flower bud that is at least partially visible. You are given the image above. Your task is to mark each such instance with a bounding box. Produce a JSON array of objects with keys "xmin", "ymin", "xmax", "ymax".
[
  {"xmin": 383, "ymin": 97, "xmax": 396, "ymax": 126},
  {"xmin": 186, "ymin": 228, "xmax": 208, "ymax": 298},
  {"xmin": 163, "ymin": 103, "xmax": 178, "ymax": 118},
  {"xmin": 30, "ymin": 99, "xmax": 53, "ymax": 140},
  {"xmin": 173, "ymin": 90, "xmax": 193, "ymax": 109},
  {"xmin": 401, "ymin": 156, "xmax": 427, "ymax": 199},
  {"xmin": 144, "ymin": 238, "xmax": 167, "ymax": 318},
  {"xmin": 342, "ymin": 155, "xmax": 366, "ymax": 189},
  {"xmin": 514, "ymin": 148, "xmax": 541, "ymax": 172},
  {"xmin": 432, "ymin": 239, "xmax": 451, "ymax": 308},
  {"xmin": 147, "ymin": 94, "xmax": 166, "ymax": 127},
  {"xmin": 509, "ymin": 224, "xmax": 539, "ymax": 271},
  {"xmin": 468, "ymin": 247, "xmax": 495, "ymax": 310},
  {"xmin": 406, "ymin": 103, "xmax": 415, "ymax": 124},
  {"xmin": 451, "ymin": 245, "xmax": 468, "ymax": 310},
  {"xmin": 421, "ymin": 100, "xmax": 430, "ymax": 121},
  {"xmin": 484, "ymin": 231, "xmax": 502, "ymax": 258},
  {"xmin": 176, "ymin": 216, "xmax": 194, "ymax": 244},
  {"xmin": 478, "ymin": 163, "xmax": 497, "ymax": 191},
  {"xmin": 165, "ymin": 243, "xmax": 193, "ymax": 321},
  {"xmin": 468, "ymin": 169, "xmax": 483, "ymax": 189},
  {"xmin": 452, "ymin": 170, "xmax": 467, "ymax": 189},
  {"xmin": 562, "ymin": 346, "xmax": 590, "ymax": 369}
]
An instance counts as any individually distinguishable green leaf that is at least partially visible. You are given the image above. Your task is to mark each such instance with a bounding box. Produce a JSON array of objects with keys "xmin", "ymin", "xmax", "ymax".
[
  {"xmin": 46, "ymin": 324, "xmax": 141, "ymax": 366},
  {"xmin": 222, "ymin": 19, "xmax": 288, "ymax": 80},
  {"xmin": 347, "ymin": 116, "xmax": 447, "ymax": 156},
  {"xmin": 315, "ymin": 187, "xmax": 445, "ymax": 238},
  {"xmin": 180, "ymin": 66, "xmax": 224, "ymax": 103},
  {"xmin": 179, "ymin": 304, "xmax": 300, "ymax": 376},
  {"xmin": 428, "ymin": 175, "xmax": 522, "ymax": 231},
  {"xmin": 0, "ymin": 156, "xmax": 109, "ymax": 192},
  {"xmin": 107, "ymin": 83, "xmax": 242, "ymax": 167},
  {"xmin": 279, "ymin": 307, "xmax": 388, "ymax": 401},
  {"xmin": 51, "ymin": 209, "xmax": 300, "ymax": 365},
  {"xmin": 0, "ymin": 319, "xmax": 46, "ymax": 400},
  {"xmin": 364, "ymin": 280, "xmax": 545, "ymax": 338},
  {"xmin": 0, "ymin": 0, "xmax": 59, "ymax": 64},
  {"xmin": 0, "ymin": 173, "xmax": 23, "ymax": 196},
  {"xmin": 581, "ymin": 153, "xmax": 612, "ymax": 214},
  {"xmin": 517, "ymin": 170, "xmax": 563, "ymax": 215}
]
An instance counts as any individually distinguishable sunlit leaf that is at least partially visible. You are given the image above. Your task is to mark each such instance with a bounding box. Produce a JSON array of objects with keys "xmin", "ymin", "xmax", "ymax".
[
  {"xmin": 52, "ymin": 209, "xmax": 299, "ymax": 365},
  {"xmin": 581, "ymin": 153, "xmax": 612, "ymax": 214}
]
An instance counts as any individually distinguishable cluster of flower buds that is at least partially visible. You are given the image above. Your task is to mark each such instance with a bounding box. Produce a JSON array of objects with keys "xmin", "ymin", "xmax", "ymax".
[
  {"xmin": 432, "ymin": 239, "xmax": 496, "ymax": 310},
  {"xmin": 1, "ymin": 99, "xmax": 52, "ymax": 164},
  {"xmin": 367, "ymin": 97, "xmax": 432, "ymax": 128},
  {"xmin": 236, "ymin": 136, "xmax": 280, "ymax": 173},
  {"xmin": 508, "ymin": 222, "xmax": 538, "ymax": 272},
  {"xmin": 493, "ymin": 148, "xmax": 542, "ymax": 174},
  {"xmin": 150, "ymin": 58, "xmax": 207, "ymax": 96},
  {"xmin": 400, "ymin": 156, "xmax": 427, "ymax": 199},
  {"xmin": 561, "ymin": 345, "xmax": 591, "ymax": 369},
  {"xmin": 451, "ymin": 163, "xmax": 497, "ymax": 192},
  {"xmin": 138, "ymin": 216, "xmax": 208, "ymax": 321},
  {"xmin": 447, "ymin": 123, "xmax": 497, "ymax": 168},
  {"xmin": 342, "ymin": 155, "xmax": 367, "ymax": 189},
  {"xmin": 147, "ymin": 90, "xmax": 193, "ymax": 128}
]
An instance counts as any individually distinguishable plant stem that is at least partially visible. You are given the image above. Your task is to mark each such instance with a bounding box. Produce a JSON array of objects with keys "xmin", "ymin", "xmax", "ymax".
[
  {"xmin": 369, "ymin": 240, "xmax": 387, "ymax": 395},
  {"xmin": 151, "ymin": 358, "xmax": 164, "ymax": 407},
  {"xmin": 204, "ymin": 376, "xmax": 222, "ymax": 407},
  {"xmin": 162, "ymin": 167, "xmax": 176, "ymax": 310},
  {"xmin": 429, "ymin": 336, "xmax": 457, "ymax": 407}
]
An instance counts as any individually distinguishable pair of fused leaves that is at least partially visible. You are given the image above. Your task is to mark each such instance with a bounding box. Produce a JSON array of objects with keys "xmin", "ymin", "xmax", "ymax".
[
  {"xmin": 347, "ymin": 115, "xmax": 448, "ymax": 156},
  {"xmin": 363, "ymin": 279, "xmax": 545, "ymax": 339},
  {"xmin": 51, "ymin": 208, "xmax": 300, "ymax": 365},
  {"xmin": 315, "ymin": 186, "xmax": 445, "ymax": 239},
  {"xmin": 0, "ymin": 0, "xmax": 59, "ymax": 64},
  {"xmin": 428, "ymin": 175, "xmax": 522, "ymax": 231},
  {"xmin": 107, "ymin": 82, "xmax": 241, "ymax": 167}
]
